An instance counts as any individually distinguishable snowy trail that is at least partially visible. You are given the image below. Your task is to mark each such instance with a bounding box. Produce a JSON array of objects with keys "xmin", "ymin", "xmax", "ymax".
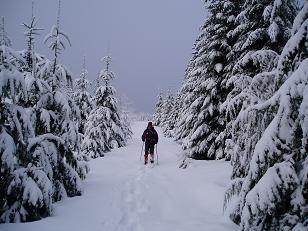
[{"xmin": 1, "ymin": 122, "xmax": 238, "ymax": 231}]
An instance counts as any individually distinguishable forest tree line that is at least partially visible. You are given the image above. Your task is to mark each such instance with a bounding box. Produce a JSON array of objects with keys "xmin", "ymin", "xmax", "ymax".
[
  {"xmin": 0, "ymin": 2, "xmax": 131, "ymax": 223},
  {"xmin": 154, "ymin": 0, "xmax": 308, "ymax": 230}
]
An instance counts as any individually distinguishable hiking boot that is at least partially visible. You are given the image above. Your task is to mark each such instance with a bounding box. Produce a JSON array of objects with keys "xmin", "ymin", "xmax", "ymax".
[
  {"xmin": 150, "ymin": 159, "xmax": 154, "ymax": 164},
  {"xmin": 144, "ymin": 161, "xmax": 147, "ymax": 165}
]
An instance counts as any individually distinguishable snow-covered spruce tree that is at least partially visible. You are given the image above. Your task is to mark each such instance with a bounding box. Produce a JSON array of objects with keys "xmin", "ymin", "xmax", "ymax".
[
  {"xmin": 22, "ymin": 11, "xmax": 43, "ymax": 72},
  {"xmin": 30, "ymin": 56, "xmax": 85, "ymax": 200},
  {"xmin": 0, "ymin": 42, "xmax": 53, "ymax": 222},
  {"xmin": 153, "ymin": 92, "xmax": 164, "ymax": 126},
  {"xmin": 176, "ymin": 0, "xmax": 242, "ymax": 160},
  {"xmin": 163, "ymin": 92, "xmax": 181, "ymax": 137},
  {"xmin": 39, "ymin": 0, "xmax": 85, "ymax": 200},
  {"xmin": 43, "ymin": 0, "xmax": 71, "ymax": 76},
  {"xmin": 160, "ymin": 89, "xmax": 175, "ymax": 137},
  {"xmin": 0, "ymin": 17, "xmax": 12, "ymax": 47},
  {"xmin": 96, "ymin": 56, "xmax": 127, "ymax": 149},
  {"xmin": 73, "ymin": 56, "xmax": 93, "ymax": 135},
  {"xmin": 72, "ymin": 57, "xmax": 94, "ymax": 171},
  {"xmin": 82, "ymin": 74, "xmax": 109, "ymax": 158},
  {"xmin": 222, "ymin": 0, "xmax": 299, "ymax": 212},
  {"xmin": 225, "ymin": 3, "xmax": 308, "ymax": 229},
  {"xmin": 117, "ymin": 95, "xmax": 133, "ymax": 141},
  {"xmin": 1, "ymin": 4, "xmax": 85, "ymax": 221},
  {"xmin": 223, "ymin": 0, "xmax": 298, "ymax": 160},
  {"xmin": 82, "ymin": 56, "xmax": 126, "ymax": 158},
  {"xmin": 174, "ymin": 49, "xmax": 200, "ymax": 143},
  {"xmin": 0, "ymin": 17, "xmax": 24, "ymax": 72},
  {"xmin": 223, "ymin": 0, "xmax": 299, "ymax": 222},
  {"xmin": 120, "ymin": 109, "xmax": 132, "ymax": 141}
]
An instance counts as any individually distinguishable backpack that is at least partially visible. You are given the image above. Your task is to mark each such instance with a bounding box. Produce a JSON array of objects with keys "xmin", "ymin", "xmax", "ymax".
[{"xmin": 146, "ymin": 128, "xmax": 157, "ymax": 144}]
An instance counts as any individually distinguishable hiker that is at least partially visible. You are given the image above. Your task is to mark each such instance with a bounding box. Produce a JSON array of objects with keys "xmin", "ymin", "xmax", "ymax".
[{"xmin": 141, "ymin": 122, "xmax": 158, "ymax": 165}]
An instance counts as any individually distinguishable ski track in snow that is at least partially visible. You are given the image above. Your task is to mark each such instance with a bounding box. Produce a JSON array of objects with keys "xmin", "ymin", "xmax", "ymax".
[{"xmin": 1, "ymin": 121, "xmax": 238, "ymax": 231}]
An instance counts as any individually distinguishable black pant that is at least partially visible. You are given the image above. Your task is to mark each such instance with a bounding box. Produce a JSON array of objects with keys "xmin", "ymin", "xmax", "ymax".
[
  {"xmin": 145, "ymin": 143, "xmax": 155, "ymax": 154},
  {"xmin": 144, "ymin": 143, "xmax": 155, "ymax": 162}
]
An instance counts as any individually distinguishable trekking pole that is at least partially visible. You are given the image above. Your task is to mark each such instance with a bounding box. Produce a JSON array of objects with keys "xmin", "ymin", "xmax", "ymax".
[
  {"xmin": 156, "ymin": 144, "xmax": 159, "ymax": 165},
  {"xmin": 139, "ymin": 142, "xmax": 144, "ymax": 161}
]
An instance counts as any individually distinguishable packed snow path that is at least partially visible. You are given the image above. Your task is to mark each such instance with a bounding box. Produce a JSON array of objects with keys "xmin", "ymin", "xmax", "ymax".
[{"xmin": 1, "ymin": 122, "xmax": 238, "ymax": 231}]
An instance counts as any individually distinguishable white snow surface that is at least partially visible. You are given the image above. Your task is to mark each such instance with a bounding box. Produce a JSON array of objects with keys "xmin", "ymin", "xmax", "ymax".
[{"xmin": 1, "ymin": 122, "xmax": 237, "ymax": 231}]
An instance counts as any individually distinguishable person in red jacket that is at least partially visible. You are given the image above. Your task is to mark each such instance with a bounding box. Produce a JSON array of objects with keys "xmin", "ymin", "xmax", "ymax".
[{"xmin": 141, "ymin": 122, "xmax": 158, "ymax": 165}]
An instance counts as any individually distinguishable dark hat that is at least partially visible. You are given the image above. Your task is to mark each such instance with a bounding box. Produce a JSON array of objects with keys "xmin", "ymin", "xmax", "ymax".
[{"xmin": 147, "ymin": 121, "xmax": 153, "ymax": 127}]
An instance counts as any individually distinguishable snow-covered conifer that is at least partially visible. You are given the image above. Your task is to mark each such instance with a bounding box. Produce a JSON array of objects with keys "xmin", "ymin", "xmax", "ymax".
[
  {"xmin": 225, "ymin": 3, "xmax": 308, "ymax": 229},
  {"xmin": 1, "ymin": 1, "xmax": 87, "ymax": 222},
  {"xmin": 223, "ymin": 0, "xmax": 300, "ymax": 210},
  {"xmin": 27, "ymin": 58, "xmax": 85, "ymax": 199},
  {"xmin": 153, "ymin": 92, "xmax": 164, "ymax": 126},
  {"xmin": 22, "ymin": 5, "xmax": 44, "ymax": 72},
  {"xmin": 82, "ymin": 56, "xmax": 127, "ymax": 158},
  {"xmin": 160, "ymin": 89, "xmax": 175, "ymax": 137},
  {"xmin": 175, "ymin": 0, "xmax": 242, "ymax": 160},
  {"xmin": 39, "ymin": 0, "xmax": 85, "ymax": 199},
  {"xmin": 174, "ymin": 51, "xmax": 200, "ymax": 143},
  {"xmin": 41, "ymin": 68, "xmax": 84, "ymax": 199},
  {"xmin": 0, "ymin": 44, "xmax": 54, "ymax": 222},
  {"xmin": 223, "ymin": 0, "xmax": 298, "ymax": 159},
  {"xmin": 117, "ymin": 95, "xmax": 133, "ymax": 141},
  {"xmin": 119, "ymin": 109, "xmax": 132, "ymax": 142},
  {"xmin": 163, "ymin": 92, "xmax": 181, "ymax": 137},
  {"xmin": 73, "ymin": 56, "xmax": 93, "ymax": 135},
  {"xmin": 43, "ymin": 0, "xmax": 71, "ymax": 75},
  {"xmin": 0, "ymin": 17, "xmax": 12, "ymax": 47}
]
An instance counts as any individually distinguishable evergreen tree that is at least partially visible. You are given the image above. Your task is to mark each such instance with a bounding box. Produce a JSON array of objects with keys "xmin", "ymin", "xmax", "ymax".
[
  {"xmin": 174, "ymin": 51, "xmax": 200, "ymax": 143},
  {"xmin": 40, "ymin": 0, "xmax": 85, "ymax": 200},
  {"xmin": 176, "ymin": 0, "xmax": 242, "ymax": 160},
  {"xmin": 163, "ymin": 92, "xmax": 181, "ymax": 137},
  {"xmin": 225, "ymin": 2, "xmax": 307, "ymax": 229},
  {"xmin": 117, "ymin": 94, "xmax": 133, "ymax": 141},
  {"xmin": 223, "ymin": 1, "xmax": 299, "ymax": 220},
  {"xmin": 82, "ymin": 56, "xmax": 127, "ymax": 158},
  {"xmin": 31, "ymin": 57, "xmax": 85, "ymax": 200},
  {"xmin": 73, "ymin": 56, "xmax": 93, "ymax": 135},
  {"xmin": 160, "ymin": 89, "xmax": 175, "ymax": 137},
  {"xmin": 0, "ymin": 43, "xmax": 53, "ymax": 222},
  {"xmin": 0, "ymin": 17, "xmax": 12, "ymax": 47},
  {"xmin": 153, "ymin": 92, "xmax": 164, "ymax": 126},
  {"xmin": 224, "ymin": 0, "xmax": 298, "ymax": 160},
  {"xmin": 1, "ymin": 1, "xmax": 87, "ymax": 222},
  {"xmin": 97, "ymin": 56, "xmax": 127, "ymax": 149},
  {"xmin": 43, "ymin": 0, "xmax": 71, "ymax": 75},
  {"xmin": 21, "ymin": 2, "xmax": 44, "ymax": 72},
  {"xmin": 120, "ymin": 109, "xmax": 133, "ymax": 141}
]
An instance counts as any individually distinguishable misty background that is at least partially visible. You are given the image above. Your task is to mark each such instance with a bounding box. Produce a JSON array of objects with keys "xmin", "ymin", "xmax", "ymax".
[{"xmin": 0, "ymin": 0, "xmax": 205, "ymax": 113}]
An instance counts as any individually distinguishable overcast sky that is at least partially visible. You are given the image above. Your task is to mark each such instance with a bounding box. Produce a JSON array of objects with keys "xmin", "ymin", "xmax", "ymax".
[{"xmin": 0, "ymin": 0, "xmax": 205, "ymax": 113}]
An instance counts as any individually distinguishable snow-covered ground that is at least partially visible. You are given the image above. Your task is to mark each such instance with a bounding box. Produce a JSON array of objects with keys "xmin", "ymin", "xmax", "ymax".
[{"xmin": 1, "ymin": 121, "xmax": 238, "ymax": 231}]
